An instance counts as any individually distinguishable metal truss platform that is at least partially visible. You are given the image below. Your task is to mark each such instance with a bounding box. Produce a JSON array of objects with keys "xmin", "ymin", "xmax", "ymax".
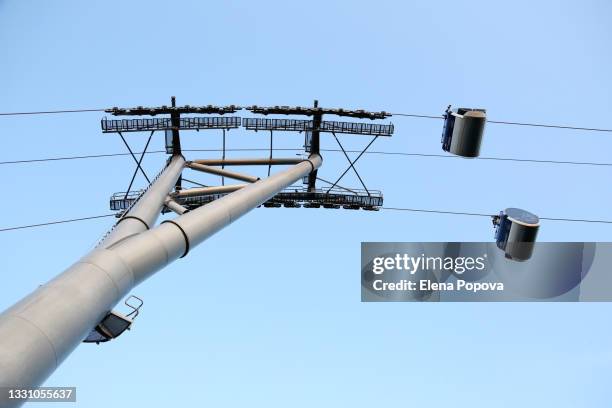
[
  {"xmin": 111, "ymin": 188, "xmax": 382, "ymax": 213},
  {"xmin": 101, "ymin": 116, "xmax": 241, "ymax": 133},
  {"xmin": 242, "ymin": 118, "xmax": 312, "ymax": 132},
  {"xmin": 110, "ymin": 190, "xmax": 144, "ymax": 211},
  {"xmin": 242, "ymin": 118, "xmax": 393, "ymax": 136},
  {"xmin": 168, "ymin": 188, "xmax": 382, "ymax": 212}
]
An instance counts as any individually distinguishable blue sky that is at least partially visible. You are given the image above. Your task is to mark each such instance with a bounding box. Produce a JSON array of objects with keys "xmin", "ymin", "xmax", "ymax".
[{"xmin": 1, "ymin": 0, "xmax": 611, "ymax": 406}]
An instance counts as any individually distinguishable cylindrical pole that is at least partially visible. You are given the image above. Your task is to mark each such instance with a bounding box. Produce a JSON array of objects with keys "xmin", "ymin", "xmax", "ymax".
[
  {"xmin": 102, "ymin": 155, "xmax": 186, "ymax": 248},
  {"xmin": 0, "ymin": 154, "xmax": 321, "ymax": 408},
  {"xmin": 173, "ymin": 184, "xmax": 246, "ymax": 198},
  {"xmin": 163, "ymin": 197, "xmax": 189, "ymax": 215},
  {"xmin": 112, "ymin": 155, "xmax": 322, "ymax": 285},
  {"xmin": 187, "ymin": 162, "xmax": 260, "ymax": 183},
  {"xmin": 192, "ymin": 158, "xmax": 303, "ymax": 166}
]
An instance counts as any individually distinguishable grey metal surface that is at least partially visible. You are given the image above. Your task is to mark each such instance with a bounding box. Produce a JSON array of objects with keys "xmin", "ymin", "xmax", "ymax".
[
  {"xmin": 192, "ymin": 158, "xmax": 304, "ymax": 166},
  {"xmin": 163, "ymin": 197, "xmax": 189, "ymax": 215},
  {"xmin": 0, "ymin": 154, "xmax": 321, "ymax": 408},
  {"xmin": 496, "ymin": 208, "xmax": 540, "ymax": 261},
  {"xmin": 112, "ymin": 155, "xmax": 322, "ymax": 286},
  {"xmin": 101, "ymin": 155, "xmax": 186, "ymax": 248},
  {"xmin": 174, "ymin": 184, "xmax": 247, "ymax": 198},
  {"xmin": 449, "ymin": 110, "xmax": 486, "ymax": 158},
  {"xmin": 505, "ymin": 207, "xmax": 540, "ymax": 226},
  {"xmin": 187, "ymin": 162, "xmax": 260, "ymax": 183}
]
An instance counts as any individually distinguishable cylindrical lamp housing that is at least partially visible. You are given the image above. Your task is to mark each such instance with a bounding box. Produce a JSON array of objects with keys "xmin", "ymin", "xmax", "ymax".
[
  {"xmin": 495, "ymin": 208, "xmax": 540, "ymax": 261},
  {"xmin": 441, "ymin": 108, "xmax": 486, "ymax": 157}
]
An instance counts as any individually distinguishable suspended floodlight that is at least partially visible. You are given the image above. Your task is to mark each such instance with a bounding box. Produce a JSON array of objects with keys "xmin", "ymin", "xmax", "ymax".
[
  {"xmin": 441, "ymin": 106, "xmax": 487, "ymax": 157},
  {"xmin": 493, "ymin": 208, "xmax": 540, "ymax": 261}
]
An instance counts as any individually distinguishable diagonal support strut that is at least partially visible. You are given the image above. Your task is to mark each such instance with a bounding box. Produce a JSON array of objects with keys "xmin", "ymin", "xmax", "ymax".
[
  {"xmin": 124, "ymin": 131, "xmax": 154, "ymax": 199},
  {"xmin": 119, "ymin": 131, "xmax": 151, "ymax": 184},
  {"xmin": 331, "ymin": 132, "xmax": 371, "ymax": 196},
  {"xmin": 326, "ymin": 135, "xmax": 379, "ymax": 194}
]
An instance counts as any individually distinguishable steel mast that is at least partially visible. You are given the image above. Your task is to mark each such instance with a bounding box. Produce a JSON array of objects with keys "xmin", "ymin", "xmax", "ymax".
[
  {"xmin": 0, "ymin": 97, "xmax": 392, "ymax": 407},
  {"xmin": 0, "ymin": 151, "xmax": 321, "ymax": 407}
]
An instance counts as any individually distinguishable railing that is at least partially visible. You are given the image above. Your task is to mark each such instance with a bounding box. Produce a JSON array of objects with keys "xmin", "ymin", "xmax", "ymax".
[
  {"xmin": 102, "ymin": 116, "xmax": 392, "ymax": 137},
  {"xmin": 110, "ymin": 190, "xmax": 144, "ymax": 211},
  {"xmin": 242, "ymin": 118, "xmax": 313, "ymax": 132},
  {"xmin": 178, "ymin": 116, "xmax": 241, "ymax": 129},
  {"xmin": 101, "ymin": 116, "xmax": 241, "ymax": 133},
  {"xmin": 272, "ymin": 188, "xmax": 383, "ymax": 207},
  {"xmin": 242, "ymin": 118, "xmax": 393, "ymax": 136},
  {"xmin": 320, "ymin": 121, "xmax": 394, "ymax": 136},
  {"xmin": 160, "ymin": 186, "xmax": 383, "ymax": 213}
]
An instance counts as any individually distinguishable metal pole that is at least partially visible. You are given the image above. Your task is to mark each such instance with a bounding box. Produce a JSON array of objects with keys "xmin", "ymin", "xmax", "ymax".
[
  {"xmin": 192, "ymin": 158, "xmax": 303, "ymax": 166},
  {"xmin": 221, "ymin": 129, "xmax": 226, "ymax": 186},
  {"xmin": 0, "ymin": 154, "xmax": 321, "ymax": 408},
  {"xmin": 173, "ymin": 184, "xmax": 247, "ymax": 198},
  {"xmin": 111, "ymin": 154, "xmax": 322, "ymax": 285},
  {"xmin": 102, "ymin": 155, "xmax": 185, "ymax": 248},
  {"xmin": 164, "ymin": 197, "xmax": 189, "ymax": 215},
  {"xmin": 307, "ymin": 100, "xmax": 321, "ymax": 192},
  {"xmin": 268, "ymin": 130, "xmax": 273, "ymax": 177},
  {"xmin": 187, "ymin": 162, "xmax": 260, "ymax": 183}
]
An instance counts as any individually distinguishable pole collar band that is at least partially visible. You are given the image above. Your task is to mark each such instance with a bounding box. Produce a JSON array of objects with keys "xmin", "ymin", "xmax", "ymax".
[
  {"xmin": 116, "ymin": 215, "xmax": 150, "ymax": 230},
  {"xmin": 161, "ymin": 220, "xmax": 190, "ymax": 258}
]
